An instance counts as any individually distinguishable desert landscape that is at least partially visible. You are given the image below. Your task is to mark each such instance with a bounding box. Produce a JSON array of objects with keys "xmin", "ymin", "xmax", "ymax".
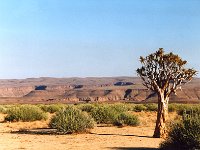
[
  {"xmin": 0, "ymin": 77, "xmax": 200, "ymax": 104},
  {"xmin": 0, "ymin": 77, "xmax": 199, "ymax": 150},
  {"xmin": 1, "ymin": 0, "xmax": 200, "ymax": 149},
  {"xmin": 1, "ymin": 107, "xmax": 179, "ymax": 150}
]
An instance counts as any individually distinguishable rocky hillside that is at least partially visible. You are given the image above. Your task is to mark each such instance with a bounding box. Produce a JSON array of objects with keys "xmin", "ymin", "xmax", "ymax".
[{"xmin": 0, "ymin": 77, "xmax": 199, "ymax": 104}]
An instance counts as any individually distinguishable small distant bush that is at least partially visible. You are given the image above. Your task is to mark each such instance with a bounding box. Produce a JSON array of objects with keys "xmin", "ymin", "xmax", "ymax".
[
  {"xmin": 5, "ymin": 105, "xmax": 47, "ymax": 122},
  {"xmin": 133, "ymin": 104, "xmax": 147, "ymax": 112},
  {"xmin": 109, "ymin": 103, "xmax": 131, "ymax": 113},
  {"xmin": 49, "ymin": 106, "xmax": 95, "ymax": 134},
  {"xmin": 39, "ymin": 104, "xmax": 65, "ymax": 113},
  {"xmin": 90, "ymin": 105, "xmax": 118, "ymax": 124},
  {"xmin": 77, "ymin": 104, "xmax": 96, "ymax": 113},
  {"xmin": 168, "ymin": 104, "xmax": 179, "ymax": 112},
  {"xmin": 160, "ymin": 110, "xmax": 200, "ymax": 150},
  {"xmin": 89, "ymin": 104, "xmax": 140, "ymax": 127},
  {"xmin": 113, "ymin": 113, "xmax": 139, "ymax": 126},
  {"xmin": 167, "ymin": 104, "xmax": 200, "ymax": 113},
  {"xmin": 0, "ymin": 105, "xmax": 6, "ymax": 113},
  {"xmin": 177, "ymin": 104, "xmax": 200, "ymax": 116},
  {"xmin": 145, "ymin": 104, "xmax": 158, "ymax": 111}
]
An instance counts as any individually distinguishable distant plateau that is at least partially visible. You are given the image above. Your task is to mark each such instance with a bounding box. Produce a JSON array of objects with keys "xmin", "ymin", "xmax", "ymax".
[{"xmin": 0, "ymin": 77, "xmax": 200, "ymax": 104}]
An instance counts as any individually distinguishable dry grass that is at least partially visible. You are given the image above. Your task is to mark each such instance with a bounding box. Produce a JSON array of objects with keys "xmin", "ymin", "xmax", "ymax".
[
  {"xmin": 0, "ymin": 113, "xmax": 52, "ymax": 133},
  {"xmin": 132, "ymin": 111, "xmax": 178, "ymax": 127},
  {"xmin": 5, "ymin": 121, "xmax": 49, "ymax": 131}
]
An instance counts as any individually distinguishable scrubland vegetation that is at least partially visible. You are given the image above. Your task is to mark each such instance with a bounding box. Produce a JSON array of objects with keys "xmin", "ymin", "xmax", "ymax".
[
  {"xmin": 160, "ymin": 109, "xmax": 200, "ymax": 150},
  {"xmin": 49, "ymin": 106, "xmax": 95, "ymax": 134},
  {"xmin": 0, "ymin": 103, "xmax": 199, "ymax": 149},
  {"xmin": 5, "ymin": 105, "xmax": 48, "ymax": 122},
  {"xmin": 0, "ymin": 103, "xmax": 200, "ymax": 122}
]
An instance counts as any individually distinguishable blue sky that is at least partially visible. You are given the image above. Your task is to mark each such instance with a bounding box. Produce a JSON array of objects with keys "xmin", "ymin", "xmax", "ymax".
[{"xmin": 0, "ymin": 0, "xmax": 199, "ymax": 79}]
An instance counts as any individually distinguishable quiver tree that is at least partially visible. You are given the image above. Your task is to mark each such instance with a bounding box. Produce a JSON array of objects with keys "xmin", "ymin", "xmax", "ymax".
[{"xmin": 137, "ymin": 48, "xmax": 197, "ymax": 138}]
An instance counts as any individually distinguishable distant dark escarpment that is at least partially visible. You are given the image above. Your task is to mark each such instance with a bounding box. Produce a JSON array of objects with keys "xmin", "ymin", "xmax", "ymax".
[
  {"xmin": 114, "ymin": 82, "xmax": 134, "ymax": 86},
  {"xmin": 0, "ymin": 77, "xmax": 199, "ymax": 104},
  {"xmin": 35, "ymin": 85, "xmax": 47, "ymax": 90}
]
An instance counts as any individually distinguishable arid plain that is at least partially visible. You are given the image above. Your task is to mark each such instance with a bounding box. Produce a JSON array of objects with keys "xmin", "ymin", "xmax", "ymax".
[
  {"xmin": 0, "ymin": 77, "xmax": 199, "ymax": 150},
  {"xmin": 0, "ymin": 111, "xmax": 175, "ymax": 150}
]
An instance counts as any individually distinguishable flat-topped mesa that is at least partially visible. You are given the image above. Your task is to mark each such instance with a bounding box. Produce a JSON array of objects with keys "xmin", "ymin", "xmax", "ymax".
[
  {"xmin": 0, "ymin": 86, "xmax": 34, "ymax": 97},
  {"xmin": 0, "ymin": 77, "xmax": 199, "ymax": 103}
]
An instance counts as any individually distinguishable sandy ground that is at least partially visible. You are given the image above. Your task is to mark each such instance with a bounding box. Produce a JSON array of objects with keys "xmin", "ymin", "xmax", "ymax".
[{"xmin": 0, "ymin": 112, "xmax": 174, "ymax": 150}]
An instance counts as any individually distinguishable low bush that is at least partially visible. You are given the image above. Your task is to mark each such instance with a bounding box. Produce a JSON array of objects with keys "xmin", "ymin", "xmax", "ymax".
[
  {"xmin": 177, "ymin": 104, "xmax": 200, "ymax": 116},
  {"xmin": 89, "ymin": 104, "xmax": 140, "ymax": 127},
  {"xmin": 76, "ymin": 104, "xmax": 96, "ymax": 113},
  {"xmin": 160, "ymin": 110, "xmax": 200, "ymax": 150},
  {"xmin": 5, "ymin": 105, "xmax": 47, "ymax": 122},
  {"xmin": 49, "ymin": 106, "xmax": 95, "ymax": 134},
  {"xmin": 90, "ymin": 105, "xmax": 118, "ymax": 124},
  {"xmin": 168, "ymin": 104, "xmax": 179, "ymax": 112},
  {"xmin": 109, "ymin": 103, "xmax": 132, "ymax": 113},
  {"xmin": 113, "ymin": 112, "xmax": 139, "ymax": 126},
  {"xmin": 133, "ymin": 104, "xmax": 147, "ymax": 112},
  {"xmin": 145, "ymin": 104, "xmax": 158, "ymax": 111},
  {"xmin": 39, "ymin": 104, "xmax": 66, "ymax": 113},
  {"xmin": 0, "ymin": 105, "xmax": 6, "ymax": 113}
]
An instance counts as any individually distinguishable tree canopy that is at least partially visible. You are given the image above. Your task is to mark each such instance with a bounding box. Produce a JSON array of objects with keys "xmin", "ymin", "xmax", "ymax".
[{"xmin": 137, "ymin": 48, "xmax": 197, "ymax": 97}]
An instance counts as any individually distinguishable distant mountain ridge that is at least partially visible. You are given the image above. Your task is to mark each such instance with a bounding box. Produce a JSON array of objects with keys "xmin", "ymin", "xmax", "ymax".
[{"xmin": 0, "ymin": 77, "xmax": 199, "ymax": 104}]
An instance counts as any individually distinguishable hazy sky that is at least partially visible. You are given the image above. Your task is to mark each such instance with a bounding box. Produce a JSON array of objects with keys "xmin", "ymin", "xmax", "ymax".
[{"xmin": 0, "ymin": 0, "xmax": 200, "ymax": 79}]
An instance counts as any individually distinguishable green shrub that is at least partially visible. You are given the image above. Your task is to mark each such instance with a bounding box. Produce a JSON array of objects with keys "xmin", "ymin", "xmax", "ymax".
[
  {"xmin": 133, "ymin": 104, "xmax": 147, "ymax": 112},
  {"xmin": 177, "ymin": 104, "xmax": 200, "ymax": 116},
  {"xmin": 90, "ymin": 105, "xmax": 118, "ymax": 124},
  {"xmin": 0, "ymin": 105, "xmax": 6, "ymax": 113},
  {"xmin": 168, "ymin": 104, "xmax": 179, "ymax": 112},
  {"xmin": 5, "ymin": 105, "xmax": 47, "ymax": 122},
  {"xmin": 76, "ymin": 104, "xmax": 96, "ymax": 113},
  {"xmin": 109, "ymin": 103, "xmax": 131, "ymax": 113},
  {"xmin": 145, "ymin": 104, "xmax": 158, "ymax": 111},
  {"xmin": 113, "ymin": 113, "xmax": 139, "ymax": 126},
  {"xmin": 49, "ymin": 106, "xmax": 95, "ymax": 134},
  {"xmin": 160, "ymin": 110, "xmax": 200, "ymax": 150},
  {"xmin": 39, "ymin": 104, "xmax": 65, "ymax": 113},
  {"xmin": 0, "ymin": 105, "xmax": 16, "ymax": 114}
]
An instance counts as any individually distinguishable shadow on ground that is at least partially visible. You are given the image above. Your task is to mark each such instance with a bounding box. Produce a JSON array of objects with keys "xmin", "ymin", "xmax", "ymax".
[
  {"xmin": 90, "ymin": 132, "xmax": 153, "ymax": 138},
  {"xmin": 109, "ymin": 147, "xmax": 158, "ymax": 150},
  {"xmin": 11, "ymin": 128, "xmax": 156, "ymax": 139},
  {"xmin": 11, "ymin": 128, "xmax": 60, "ymax": 135},
  {"xmin": 12, "ymin": 129, "xmax": 154, "ymax": 138}
]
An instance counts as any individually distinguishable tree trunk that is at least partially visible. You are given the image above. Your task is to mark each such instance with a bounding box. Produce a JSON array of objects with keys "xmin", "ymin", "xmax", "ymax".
[{"xmin": 153, "ymin": 92, "xmax": 169, "ymax": 138}]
